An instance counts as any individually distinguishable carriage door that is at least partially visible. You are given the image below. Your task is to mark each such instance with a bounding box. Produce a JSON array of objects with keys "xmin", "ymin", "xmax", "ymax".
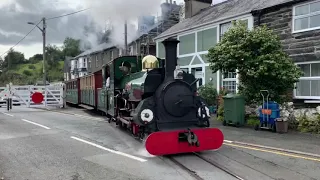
[
  {"xmin": 192, "ymin": 67, "xmax": 203, "ymax": 88},
  {"xmin": 107, "ymin": 63, "xmax": 115, "ymax": 116}
]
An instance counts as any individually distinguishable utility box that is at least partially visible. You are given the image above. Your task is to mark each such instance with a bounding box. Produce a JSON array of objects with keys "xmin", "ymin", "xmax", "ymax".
[{"xmin": 222, "ymin": 94, "xmax": 245, "ymax": 127}]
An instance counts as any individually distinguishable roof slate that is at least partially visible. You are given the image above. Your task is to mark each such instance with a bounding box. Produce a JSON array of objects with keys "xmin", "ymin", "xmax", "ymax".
[
  {"xmin": 75, "ymin": 42, "xmax": 114, "ymax": 58},
  {"xmin": 155, "ymin": 0, "xmax": 297, "ymax": 39}
]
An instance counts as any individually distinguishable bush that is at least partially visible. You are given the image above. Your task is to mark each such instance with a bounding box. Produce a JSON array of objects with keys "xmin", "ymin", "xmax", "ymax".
[
  {"xmin": 28, "ymin": 64, "xmax": 36, "ymax": 69},
  {"xmin": 297, "ymin": 113, "xmax": 320, "ymax": 134},
  {"xmin": 246, "ymin": 115, "xmax": 260, "ymax": 127},
  {"xmin": 23, "ymin": 70, "xmax": 32, "ymax": 76},
  {"xmin": 217, "ymin": 88, "xmax": 228, "ymax": 121},
  {"xmin": 198, "ymin": 83, "xmax": 218, "ymax": 106}
]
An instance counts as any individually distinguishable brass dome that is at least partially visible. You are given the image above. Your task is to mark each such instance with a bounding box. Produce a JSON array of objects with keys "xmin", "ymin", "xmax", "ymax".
[{"xmin": 142, "ymin": 55, "xmax": 159, "ymax": 71}]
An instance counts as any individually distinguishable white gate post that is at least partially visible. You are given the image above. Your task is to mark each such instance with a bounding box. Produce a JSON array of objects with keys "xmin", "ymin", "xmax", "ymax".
[
  {"xmin": 28, "ymin": 86, "xmax": 31, "ymax": 107},
  {"xmin": 44, "ymin": 86, "xmax": 47, "ymax": 107}
]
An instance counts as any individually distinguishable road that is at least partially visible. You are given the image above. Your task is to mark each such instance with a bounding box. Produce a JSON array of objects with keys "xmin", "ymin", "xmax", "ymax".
[{"xmin": 0, "ymin": 106, "xmax": 319, "ymax": 180}]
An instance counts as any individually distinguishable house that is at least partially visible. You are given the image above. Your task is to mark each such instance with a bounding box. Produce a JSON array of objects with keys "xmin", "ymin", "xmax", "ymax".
[
  {"xmin": 154, "ymin": 0, "xmax": 320, "ymax": 103},
  {"xmin": 128, "ymin": 0, "xmax": 181, "ymax": 57},
  {"xmin": 250, "ymin": 0, "xmax": 320, "ymax": 104}
]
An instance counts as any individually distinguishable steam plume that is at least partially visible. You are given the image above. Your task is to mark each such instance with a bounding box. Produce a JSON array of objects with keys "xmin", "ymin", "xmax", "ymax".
[{"xmin": 83, "ymin": 0, "xmax": 163, "ymax": 49}]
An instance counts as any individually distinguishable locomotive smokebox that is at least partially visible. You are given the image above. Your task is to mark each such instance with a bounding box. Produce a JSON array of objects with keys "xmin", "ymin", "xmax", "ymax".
[{"xmin": 162, "ymin": 38, "xmax": 180, "ymax": 80}]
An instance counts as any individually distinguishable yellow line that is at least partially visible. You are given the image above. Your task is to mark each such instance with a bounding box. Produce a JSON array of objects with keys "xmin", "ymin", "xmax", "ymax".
[{"xmin": 223, "ymin": 143, "xmax": 320, "ymax": 162}]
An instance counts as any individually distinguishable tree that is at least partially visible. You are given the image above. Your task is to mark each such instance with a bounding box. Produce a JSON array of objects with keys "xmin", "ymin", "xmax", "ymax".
[
  {"xmin": 62, "ymin": 37, "xmax": 81, "ymax": 57},
  {"xmin": 2, "ymin": 49, "xmax": 26, "ymax": 70},
  {"xmin": 207, "ymin": 21, "xmax": 303, "ymax": 104},
  {"xmin": 28, "ymin": 54, "xmax": 43, "ymax": 63},
  {"xmin": 46, "ymin": 44, "xmax": 64, "ymax": 68}
]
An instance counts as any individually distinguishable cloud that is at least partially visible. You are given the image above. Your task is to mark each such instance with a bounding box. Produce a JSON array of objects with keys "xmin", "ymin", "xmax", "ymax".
[{"xmin": 0, "ymin": 0, "xmax": 93, "ymax": 46}]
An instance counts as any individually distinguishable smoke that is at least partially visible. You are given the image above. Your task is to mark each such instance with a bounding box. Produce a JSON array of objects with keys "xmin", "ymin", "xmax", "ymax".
[{"xmin": 83, "ymin": 0, "xmax": 163, "ymax": 49}]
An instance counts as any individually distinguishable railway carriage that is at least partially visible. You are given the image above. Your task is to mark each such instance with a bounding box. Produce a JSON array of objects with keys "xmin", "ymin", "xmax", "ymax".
[
  {"xmin": 65, "ymin": 38, "xmax": 224, "ymax": 156},
  {"xmin": 65, "ymin": 78, "xmax": 80, "ymax": 105}
]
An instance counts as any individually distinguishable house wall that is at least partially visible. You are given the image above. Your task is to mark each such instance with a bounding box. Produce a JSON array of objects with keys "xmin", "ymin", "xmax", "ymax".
[
  {"xmin": 254, "ymin": 0, "xmax": 320, "ymax": 103},
  {"xmin": 156, "ymin": 14, "xmax": 254, "ymax": 93}
]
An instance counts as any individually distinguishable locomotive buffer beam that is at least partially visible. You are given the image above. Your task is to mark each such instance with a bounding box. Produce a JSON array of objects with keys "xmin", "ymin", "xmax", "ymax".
[{"xmin": 178, "ymin": 128, "xmax": 200, "ymax": 147}]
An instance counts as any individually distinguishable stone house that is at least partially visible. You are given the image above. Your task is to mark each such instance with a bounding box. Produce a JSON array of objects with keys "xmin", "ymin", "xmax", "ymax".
[{"xmin": 154, "ymin": 0, "xmax": 320, "ymax": 104}]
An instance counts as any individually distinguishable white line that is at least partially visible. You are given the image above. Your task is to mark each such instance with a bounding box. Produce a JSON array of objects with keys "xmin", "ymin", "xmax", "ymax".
[
  {"xmin": 223, "ymin": 140, "xmax": 233, "ymax": 143},
  {"xmin": 21, "ymin": 119, "xmax": 51, "ymax": 130},
  {"xmin": 2, "ymin": 112, "xmax": 14, "ymax": 117},
  {"xmin": 71, "ymin": 136, "xmax": 147, "ymax": 162}
]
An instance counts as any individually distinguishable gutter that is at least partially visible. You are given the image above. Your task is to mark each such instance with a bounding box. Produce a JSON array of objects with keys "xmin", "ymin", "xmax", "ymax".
[{"xmin": 154, "ymin": 10, "xmax": 251, "ymax": 41}]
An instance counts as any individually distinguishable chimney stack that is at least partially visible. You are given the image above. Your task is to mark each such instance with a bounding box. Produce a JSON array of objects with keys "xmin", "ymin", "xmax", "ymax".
[
  {"xmin": 162, "ymin": 38, "xmax": 180, "ymax": 80},
  {"xmin": 184, "ymin": 0, "xmax": 212, "ymax": 19}
]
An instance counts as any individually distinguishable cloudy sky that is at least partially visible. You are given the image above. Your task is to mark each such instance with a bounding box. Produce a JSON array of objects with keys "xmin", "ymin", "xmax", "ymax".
[{"xmin": 0, "ymin": 0, "xmax": 225, "ymax": 59}]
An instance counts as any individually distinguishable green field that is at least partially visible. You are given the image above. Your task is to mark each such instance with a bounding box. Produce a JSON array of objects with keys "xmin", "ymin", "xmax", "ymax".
[{"xmin": 0, "ymin": 61, "xmax": 64, "ymax": 86}]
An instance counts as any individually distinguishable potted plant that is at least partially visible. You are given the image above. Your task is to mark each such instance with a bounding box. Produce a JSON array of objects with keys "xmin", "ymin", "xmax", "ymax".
[{"xmin": 198, "ymin": 83, "xmax": 218, "ymax": 114}]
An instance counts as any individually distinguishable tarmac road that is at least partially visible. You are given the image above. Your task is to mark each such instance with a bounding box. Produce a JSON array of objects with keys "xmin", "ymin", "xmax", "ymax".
[
  {"xmin": 0, "ymin": 107, "xmax": 195, "ymax": 180},
  {"xmin": 1, "ymin": 106, "xmax": 319, "ymax": 180}
]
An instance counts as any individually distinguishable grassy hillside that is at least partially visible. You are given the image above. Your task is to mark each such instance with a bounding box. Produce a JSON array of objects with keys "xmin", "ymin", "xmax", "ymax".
[{"xmin": 0, "ymin": 61, "xmax": 64, "ymax": 86}]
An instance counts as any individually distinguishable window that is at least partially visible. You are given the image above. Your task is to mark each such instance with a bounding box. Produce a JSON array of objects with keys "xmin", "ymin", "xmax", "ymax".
[
  {"xmin": 157, "ymin": 42, "xmax": 165, "ymax": 58},
  {"xmin": 220, "ymin": 22, "xmax": 232, "ymax": 40},
  {"xmin": 220, "ymin": 22, "xmax": 237, "ymax": 94},
  {"xmin": 222, "ymin": 71, "xmax": 237, "ymax": 94},
  {"xmin": 83, "ymin": 58, "xmax": 86, "ymax": 68},
  {"xmin": 110, "ymin": 51, "xmax": 114, "ymax": 60},
  {"xmin": 293, "ymin": 1, "xmax": 320, "ymax": 32},
  {"xmin": 295, "ymin": 62, "xmax": 320, "ymax": 97},
  {"xmin": 178, "ymin": 33, "xmax": 195, "ymax": 55},
  {"xmin": 197, "ymin": 27, "xmax": 217, "ymax": 52},
  {"xmin": 130, "ymin": 46, "xmax": 134, "ymax": 55},
  {"xmin": 95, "ymin": 55, "xmax": 98, "ymax": 68}
]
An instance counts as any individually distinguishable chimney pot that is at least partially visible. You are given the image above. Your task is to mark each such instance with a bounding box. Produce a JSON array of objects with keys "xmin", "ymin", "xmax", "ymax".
[{"xmin": 173, "ymin": 1, "xmax": 176, "ymax": 4}]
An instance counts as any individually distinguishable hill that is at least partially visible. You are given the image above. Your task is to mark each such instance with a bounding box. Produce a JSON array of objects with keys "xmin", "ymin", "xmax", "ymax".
[{"xmin": 0, "ymin": 61, "xmax": 64, "ymax": 86}]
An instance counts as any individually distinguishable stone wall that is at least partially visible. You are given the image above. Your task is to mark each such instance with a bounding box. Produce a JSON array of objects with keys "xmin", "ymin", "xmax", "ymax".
[{"xmin": 253, "ymin": 0, "xmax": 320, "ymax": 63}]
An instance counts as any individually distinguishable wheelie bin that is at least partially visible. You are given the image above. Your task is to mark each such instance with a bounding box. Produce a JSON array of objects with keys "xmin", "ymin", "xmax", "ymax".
[{"xmin": 222, "ymin": 94, "xmax": 245, "ymax": 127}]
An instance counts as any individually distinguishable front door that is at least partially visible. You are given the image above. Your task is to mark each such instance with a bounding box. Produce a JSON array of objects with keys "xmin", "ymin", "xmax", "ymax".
[{"xmin": 192, "ymin": 67, "xmax": 203, "ymax": 88}]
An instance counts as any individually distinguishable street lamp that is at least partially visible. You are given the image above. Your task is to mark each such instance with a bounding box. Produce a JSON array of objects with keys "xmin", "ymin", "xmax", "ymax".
[{"xmin": 27, "ymin": 18, "xmax": 46, "ymax": 86}]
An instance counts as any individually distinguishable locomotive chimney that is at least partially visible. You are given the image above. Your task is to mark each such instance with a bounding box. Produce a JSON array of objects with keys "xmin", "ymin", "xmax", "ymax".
[{"xmin": 162, "ymin": 38, "xmax": 180, "ymax": 80}]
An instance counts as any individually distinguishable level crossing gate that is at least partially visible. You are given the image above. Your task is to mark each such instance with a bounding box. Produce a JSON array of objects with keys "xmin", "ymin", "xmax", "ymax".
[{"xmin": 0, "ymin": 83, "xmax": 65, "ymax": 108}]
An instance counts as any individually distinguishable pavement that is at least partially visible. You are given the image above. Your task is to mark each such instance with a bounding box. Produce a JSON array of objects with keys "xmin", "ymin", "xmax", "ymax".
[{"xmin": 0, "ymin": 106, "xmax": 319, "ymax": 180}]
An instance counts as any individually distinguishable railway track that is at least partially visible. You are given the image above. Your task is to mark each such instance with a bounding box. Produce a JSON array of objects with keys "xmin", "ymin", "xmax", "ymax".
[{"xmin": 167, "ymin": 153, "xmax": 245, "ymax": 180}]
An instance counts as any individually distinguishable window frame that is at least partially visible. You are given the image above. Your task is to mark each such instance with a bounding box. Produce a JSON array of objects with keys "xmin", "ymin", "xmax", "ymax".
[
  {"xmin": 294, "ymin": 61, "xmax": 320, "ymax": 99},
  {"xmin": 292, "ymin": 0, "xmax": 320, "ymax": 33}
]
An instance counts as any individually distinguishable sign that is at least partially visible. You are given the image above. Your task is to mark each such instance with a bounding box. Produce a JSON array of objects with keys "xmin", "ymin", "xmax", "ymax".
[{"xmin": 31, "ymin": 92, "xmax": 44, "ymax": 104}]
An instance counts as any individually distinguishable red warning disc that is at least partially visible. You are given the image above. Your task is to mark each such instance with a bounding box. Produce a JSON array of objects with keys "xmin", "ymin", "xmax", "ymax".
[{"xmin": 31, "ymin": 92, "xmax": 44, "ymax": 104}]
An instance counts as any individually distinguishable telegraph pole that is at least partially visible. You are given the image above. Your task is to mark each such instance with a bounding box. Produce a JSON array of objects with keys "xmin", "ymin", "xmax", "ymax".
[
  {"xmin": 42, "ymin": 17, "xmax": 47, "ymax": 86},
  {"xmin": 124, "ymin": 20, "xmax": 128, "ymax": 55},
  {"xmin": 27, "ymin": 17, "xmax": 46, "ymax": 85}
]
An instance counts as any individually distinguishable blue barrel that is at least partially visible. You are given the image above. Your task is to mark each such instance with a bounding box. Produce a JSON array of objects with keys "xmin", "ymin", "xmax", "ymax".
[{"xmin": 259, "ymin": 101, "xmax": 280, "ymax": 125}]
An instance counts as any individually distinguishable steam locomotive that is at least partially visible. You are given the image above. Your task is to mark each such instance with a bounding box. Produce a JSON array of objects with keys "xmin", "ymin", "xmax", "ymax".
[{"xmin": 65, "ymin": 38, "xmax": 224, "ymax": 156}]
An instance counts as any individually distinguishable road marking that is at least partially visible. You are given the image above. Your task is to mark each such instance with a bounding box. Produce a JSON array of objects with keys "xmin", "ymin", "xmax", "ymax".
[
  {"xmin": 223, "ymin": 143, "xmax": 320, "ymax": 162},
  {"xmin": 2, "ymin": 112, "xmax": 14, "ymax": 117},
  {"xmin": 71, "ymin": 136, "xmax": 147, "ymax": 162},
  {"xmin": 223, "ymin": 139, "xmax": 320, "ymax": 158},
  {"xmin": 223, "ymin": 140, "xmax": 233, "ymax": 143},
  {"xmin": 21, "ymin": 119, "xmax": 51, "ymax": 130}
]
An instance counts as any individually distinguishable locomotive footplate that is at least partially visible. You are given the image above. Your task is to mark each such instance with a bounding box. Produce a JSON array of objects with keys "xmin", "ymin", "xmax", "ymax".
[{"xmin": 178, "ymin": 128, "xmax": 200, "ymax": 147}]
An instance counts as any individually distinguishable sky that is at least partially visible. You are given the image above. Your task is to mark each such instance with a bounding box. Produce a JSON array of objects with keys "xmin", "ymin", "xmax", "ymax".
[{"xmin": 0, "ymin": 0, "xmax": 225, "ymax": 59}]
